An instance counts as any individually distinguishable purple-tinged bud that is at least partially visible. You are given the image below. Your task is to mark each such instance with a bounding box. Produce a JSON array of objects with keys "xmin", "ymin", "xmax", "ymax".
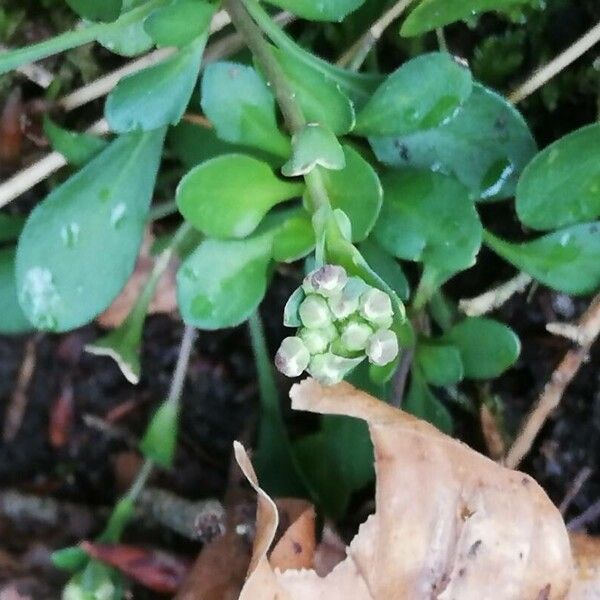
[
  {"xmin": 309, "ymin": 265, "xmax": 348, "ymax": 297},
  {"xmin": 275, "ymin": 336, "xmax": 310, "ymax": 377}
]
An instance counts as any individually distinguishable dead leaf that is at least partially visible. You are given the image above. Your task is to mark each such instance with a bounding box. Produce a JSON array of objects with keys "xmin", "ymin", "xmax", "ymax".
[
  {"xmin": 569, "ymin": 533, "xmax": 600, "ymax": 599},
  {"xmin": 237, "ymin": 378, "xmax": 573, "ymax": 599},
  {"xmin": 97, "ymin": 231, "xmax": 178, "ymax": 328},
  {"xmin": 81, "ymin": 541, "xmax": 190, "ymax": 594},
  {"xmin": 270, "ymin": 499, "xmax": 316, "ymax": 571}
]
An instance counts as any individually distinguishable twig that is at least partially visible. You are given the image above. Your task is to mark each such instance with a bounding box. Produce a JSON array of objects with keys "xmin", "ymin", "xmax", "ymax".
[
  {"xmin": 509, "ymin": 20, "xmax": 600, "ymax": 104},
  {"xmin": 3, "ymin": 336, "xmax": 38, "ymax": 442},
  {"xmin": 504, "ymin": 292, "xmax": 600, "ymax": 469},
  {"xmin": 567, "ymin": 498, "xmax": 600, "ymax": 531},
  {"xmin": 458, "ymin": 272, "xmax": 532, "ymax": 317},
  {"xmin": 560, "ymin": 466, "xmax": 593, "ymax": 516},
  {"xmin": 336, "ymin": 0, "xmax": 414, "ymax": 70}
]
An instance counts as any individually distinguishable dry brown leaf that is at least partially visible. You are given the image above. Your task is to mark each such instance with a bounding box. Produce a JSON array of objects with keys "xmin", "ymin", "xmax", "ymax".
[
  {"xmin": 236, "ymin": 378, "xmax": 573, "ymax": 600},
  {"xmin": 97, "ymin": 231, "xmax": 178, "ymax": 328},
  {"xmin": 569, "ymin": 533, "xmax": 600, "ymax": 599}
]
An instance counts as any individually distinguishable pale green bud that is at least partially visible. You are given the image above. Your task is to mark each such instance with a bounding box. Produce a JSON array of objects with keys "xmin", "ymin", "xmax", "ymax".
[
  {"xmin": 308, "ymin": 265, "xmax": 348, "ymax": 297},
  {"xmin": 299, "ymin": 324, "xmax": 337, "ymax": 354},
  {"xmin": 328, "ymin": 291, "xmax": 359, "ymax": 320},
  {"xmin": 275, "ymin": 336, "xmax": 310, "ymax": 377},
  {"xmin": 307, "ymin": 352, "xmax": 364, "ymax": 385},
  {"xmin": 359, "ymin": 288, "xmax": 393, "ymax": 328},
  {"xmin": 299, "ymin": 294, "xmax": 332, "ymax": 329},
  {"xmin": 366, "ymin": 329, "xmax": 399, "ymax": 366},
  {"xmin": 340, "ymin": 319, "xmax": 373, "ymax": 352}
]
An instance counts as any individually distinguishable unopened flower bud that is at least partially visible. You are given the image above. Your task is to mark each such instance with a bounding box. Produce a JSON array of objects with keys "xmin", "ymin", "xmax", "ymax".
[
  {"xmin": 299, "ymin": 324, "xmax": 337, "ymax": 354},
  {"xmin": 359, "ymin": 288, "xmax": 393, "ymax": 328},
  {"xmin": 307, "ymin": 352, "xmax": 363, "ymax": 385},
  {"xmin": 366, "ymin": 329, "xmax": 399, "ymax": 366},
  {"xmin": 340, "ymin": 319, "xmax": 373, "ymax": 351},
  {"xmin": 275, "ymin": 336, "xmax": 310, "ymax": 377},
  {"xmin": 299, "ymin": 295, "xmax": 332, "ymax": 329},
  {"xmin": 308, "ymin": 265, "xmax": 347, "ymax": 297}
]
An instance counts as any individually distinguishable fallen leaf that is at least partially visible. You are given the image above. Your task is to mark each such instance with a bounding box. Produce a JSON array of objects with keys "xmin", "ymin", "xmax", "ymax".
[
  {"xmin": 569, "ymin": 533, "xmax": 600, "ymax": 599},
  {"xmin": 237, "ymin": 378, "xmax": 573, "ymax": 599},
  {"xmin": 97, "ymin": 231, "xmax": 178, "ymax": 329},
  {"xmin": 81, "ymin": 541, "xmax": 191, "ymax": 594}
]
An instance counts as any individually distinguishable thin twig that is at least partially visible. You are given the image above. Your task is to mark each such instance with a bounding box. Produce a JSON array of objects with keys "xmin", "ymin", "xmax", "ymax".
[
  {"xmin": 560, "ymin": 466, "xmax": 593, "ymax": 516},
  {"xmin": 0, "ymin": 43, "xmax": 55, "ymax": 88},
  {"xmin": 337, "ymin": 0, "xmax": 414, "ymax": 70},
  {"xmin": 505, "ymin": 293, "xmax": 600, "ymax": 469},
  {"xmin": 509, "ymin": 20, "xmax": 600, "ymax": 104},
  {"xmin": 567, "ymin": 497, "xmax": 600, "ymax": 531},
  {"xmin": 458, "ymin": 273, "xmax": 533, "ymax": 317},
  {"xmin": 166, "ymin": 324, "xmax": 197, "ymax": 405},
  {"xmin": 3, "ymin": 336, "xmax": 39, "ymax": 442}
]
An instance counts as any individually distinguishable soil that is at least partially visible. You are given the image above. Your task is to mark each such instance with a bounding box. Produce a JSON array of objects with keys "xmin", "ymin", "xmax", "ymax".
[{"xmin": 1, "ymin": 1, "xmax": 599, "ymax": 597}]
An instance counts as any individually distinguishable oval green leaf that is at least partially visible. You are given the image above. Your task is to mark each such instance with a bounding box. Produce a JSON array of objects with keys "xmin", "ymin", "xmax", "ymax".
[
  {"xmin": 106, "ymin": 38, "xmax": 205, "ymax": 132},
  {"xmin": 272, "ymin": 47, "xmax": 355, "ymax": 135},
  {"xmin": 484, "ymin": 224, "xmax": 600, "ymax": 295},
  {"xmin": 201, "ymin": 61, "xmax": 290, "ymax": 158},
  {"xmin": 177, "ymin": 234, "xmax": 273, "ymax": 329},
  {"xmin": 176, "ymin": 154, "xmax": 304, "ymax": 238},
  {"xmin": 374, "ymin": 169, "xmax": 482, "ymax": 275},
  {"xmin": 354, "ymin": 53, "xmax": 473, "ymax": 137},
  {"xmin": 401, "ymin": 0, "xmax": 534, "ymax": 37},
  {"xmin": 97, "ymin": 0, "xmax": 154, "ymax": 57},
  {"xmin": 359, "ymin": 238, "xmax": 409, "ymax": 301},
  {"xmin": 516, "ymin": 123, "xmax": 600, "ymax": 230},
  {"xmin": 65, "ymin": 0, "xmax": 122, "ymax": 22},
  {"xmin": 15, "ymin": 130, "xmax": 165, "ymax": 332},
  {"xmin": 370, "ymin": 84, "xmax": 537, "ymax": 201},
  {"xmin": 441, "ymin": 317, "xmax": 520, "ymax": 380},
  {"xmin": 44, "ymin": 117, "xmax": 108, "ymax": 166},
  {"xmin": 415, "ymin": 342, "xmax": 464, "ymax": 386},
  {"xmin": 144, "ymin": 0, "xmax": 213, "ymax": 47},
  {"xmin": 264, "ymin": 0, "xmax": 365, "ymax": 21}
]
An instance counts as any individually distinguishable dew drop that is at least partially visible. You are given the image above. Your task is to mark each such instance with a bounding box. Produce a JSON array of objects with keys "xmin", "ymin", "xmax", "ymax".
[
  {"xmin": 111, "ymin": 203, "xmax": 127, "ymax": 228},
  {"xmin": 61, "ymin": 222, "xmax": 80, "ymax": 248},
  {"xmin": 20, "ymin": 266, "xmax": 60, "ymax": 330}
]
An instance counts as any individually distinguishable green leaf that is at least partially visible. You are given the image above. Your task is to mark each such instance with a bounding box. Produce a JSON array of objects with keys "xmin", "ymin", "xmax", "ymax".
[
  {"xmin": 176, "ymin": 154, "xmax": 304, "ymax": 238},
  {"xmin": 442, "ymin": 317, "xmax": 520, "ymax": 379},
  {"xmin": 16, "ymin": 130, "xmax": 165, "ymax": 332},
  {"xmin": 201, "ymin": 61, "xmax": 290, "ymax": 158},
  {"xmin": 358, "ymin": 238, "xmax": 409, "ymax": 301},
  {"xmin": 354, "ymin": 53, "xmax": 473, "ymax": 137},
  {"xmin": 0, "ymin": 248, "xmax": 33, "ymax": 334},
  {"xmin": 272, "ymin": 46, "xmax": 356, "ymax": 134},
  {"xmin": 415, "ymin": 342, "xmax": 463, "ymax": 386},
  {"xmin": 97, "ymin": 0, "xmax": 155, "ymax": 57},
  {"xmin": 370, "ymin": 84, "xmax": 537, "ymax": 201},
  {"xmin": 317, "ymin": 145, "xmax": 382, "ymax": 242},
  {"xmin": 294, "ymin": 415, "xmax": 374, "ymax": 519},
  {"xmin": 516, "ymin": 123, "xmax": 600, "ymax": 230},
  {"xmin": 401, "ymin": 0, "xmax": 535, "ymax": 37},
  {"xmin": 282, "ymin": 123, "xmax": 345, "ymax": 177},
  {"xmin": 140, "ymin": 399, "xmax": 179, "ymax": 467},
  {"xmin": 0, "ymin": 213, "xmax": 26, "ymax": 243},
  {"xmin": 43, "ymin": 117, "xmax": 108, "ymax": 166},
  {"xmin": 65, "ymin": 0, "xmax": 122, "ymax": 22},
  {"xmin": 177, "ymin": 233, "xmax": 273, "ymax": 329},
  {"xmin": 264, "ymin": 0, "xmax": 365, "ymax": 21},
  {"xmin": 271, "ymin": 210, "xmax": 315, "ymax": 263},
  {"xmin": 106, "ymin": 38, "xmax": 206, "ymax": 132},
  {"xmin": 144, "ymin": 0, "xmax": 213, "ymax": 47},
  {"xmin": 404, "ymin": 370, "xmax": 453, "ymax": 433},
  {"xmin": 484, "ymin": 224, "xmax": 600, "ymax": 295},
  {"xmin": 374, "ymin": 169, "xmax": 482, "ymax": 277}
]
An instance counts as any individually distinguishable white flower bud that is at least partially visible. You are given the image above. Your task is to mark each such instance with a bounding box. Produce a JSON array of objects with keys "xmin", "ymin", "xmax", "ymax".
[
  {"xmin": 307, "ymin": 352, "xmax": 363, "ymax": 385},
  {"xmin": 308, "ymin": 265, "xmax": 348, "ymax": 297},
  {"xmin": 340, "ymin": 319, "xmax": 373, "ymax": 351},
  {"xmin": 359, "ymin": 288, "xmax": 393, "ymax": 328},
  {"xmin": 366, "ymin": 329, "xmax": 399, "ymax": 366},
  {"xmin": 275, "ymin": 336, "xmax": 310, "ymax": 377},
  {"xmin": 299, "ymin": 294, "xmax": 332, "ymax": 329},
  {"xmin": 328, "ymin": 291, "xmax": 359, "ymax": 320},
  {"xmin": 299, "ymin": 324, "xmax": 337, "ymax": 354}
]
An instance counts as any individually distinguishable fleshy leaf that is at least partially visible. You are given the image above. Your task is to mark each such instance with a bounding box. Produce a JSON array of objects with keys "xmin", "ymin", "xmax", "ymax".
[
  {"xmin": 404, "ymin": 369, "xmax": 453, "ymax": 433},
  {"xmin": 65, "ymin": 0, "xmax": 122, "ymax": 22},
  {"xmin": 43, "ymin": 117, "xmax": 108, "ymax": 166},
  {"xmin": 0, "ymin": 248, "xmax": 33, "ymax": 334},
  {"xmin": 176, "ymin": 154, "xmax": 304, "ymax": 238},
  {"xmin": 415, "ymin": 342, "xmax": 464, "ymax": 386},
  {"xmin": 144, "ymin": 0, "xmax": 214, "ymax": 47},
  {"xmin": 264, "ymin": 0, "xmax": 365, "ymax": 21},
  {"xmin": 354, "ymin": 53, "xmax": 473, "ymax": 137},
  {"xmin": 15, "ymin": 130, "xmax": 165, "ymax": 332}
]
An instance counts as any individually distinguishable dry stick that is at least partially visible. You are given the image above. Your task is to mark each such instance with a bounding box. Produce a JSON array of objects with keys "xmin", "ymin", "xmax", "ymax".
[
  {"xmin": 336, "ymin": 0, "xmax": 414, "ymax": 70},
  {"xmin": 567, "ymin": 498, "xmax": 600, "ymax": 531},
  {"xmin": 504, "ymin": 293, "xmax": 600, "ymax": 469},
  {"xmin": 508, "ymin": 19, "xmax": 600, "ymax": 104},
  {"xmin": 559, "ymin": 466, "xmax": 593, "ymax": 516},
  {"xmin": 0, "ymin": 43, "xmax": 55, "ymax": 88}
]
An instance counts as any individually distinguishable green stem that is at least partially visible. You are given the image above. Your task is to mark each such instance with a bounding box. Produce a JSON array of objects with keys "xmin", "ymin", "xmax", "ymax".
[
  {"xmin": 247, "ymin": 311, "xmax": 279, "ymax": 414},
  {"xmin": 0, "ymin": 0, "xmax": 162, "ymax": 76}
]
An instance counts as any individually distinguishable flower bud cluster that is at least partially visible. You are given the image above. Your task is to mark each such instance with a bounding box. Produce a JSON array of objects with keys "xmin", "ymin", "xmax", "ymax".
[{"xmin": 275, "ymin": 265, "xmax": 399, "ymax": 385}]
